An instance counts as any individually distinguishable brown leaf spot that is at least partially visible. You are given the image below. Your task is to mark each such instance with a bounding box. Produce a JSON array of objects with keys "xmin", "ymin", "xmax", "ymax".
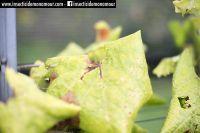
[
  {"xmin": 50, "ymin": 72, "xmax": 58, "ymax": 82},
  {"xmin": 61, "ymin": 91, "xmax": 78, "ymax": 105}
]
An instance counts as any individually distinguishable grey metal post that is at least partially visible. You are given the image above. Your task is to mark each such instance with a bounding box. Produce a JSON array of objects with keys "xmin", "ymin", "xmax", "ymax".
[{"xmin": 0, "ymin": 8, "xmax": 17, "ymax": 102}]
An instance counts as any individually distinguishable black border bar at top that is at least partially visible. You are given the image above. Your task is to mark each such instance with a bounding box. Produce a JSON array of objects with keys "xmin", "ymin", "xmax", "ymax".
[{"xmin": 0, "ymin": 0, "xmax": 116, "ymax": 8}]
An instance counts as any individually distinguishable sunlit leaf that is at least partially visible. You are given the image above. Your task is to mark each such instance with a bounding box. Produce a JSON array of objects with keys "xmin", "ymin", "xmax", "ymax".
[
  {"xmin": 0, "ymin": 68, "xmax": 80, "ymax": 133},
  {"xmin": 46, "ymin": 31, "xmax": 153, "ymax": 133},
  {"xmin": 153, "ymin": 55, "xmax": 180, "ymax": 77},
  {"xmin": 30, "ymin": 21, "xmax": 121, "ymax": 88},
  {"xmin": 161, "ymin": 47, "xmax": 200, "ymax": 132}
]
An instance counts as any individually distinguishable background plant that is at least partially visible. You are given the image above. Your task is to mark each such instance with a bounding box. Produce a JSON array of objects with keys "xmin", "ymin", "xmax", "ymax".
[
  {"xmin": 154, "ymin": 0, "xmax": 200, "ymax": 77},
  {"xmin": 154, "ymin": 0, "xmax": 200, "ymax": 132}
]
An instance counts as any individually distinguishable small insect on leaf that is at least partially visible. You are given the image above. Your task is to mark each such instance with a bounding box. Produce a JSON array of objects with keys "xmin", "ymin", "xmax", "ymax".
[
  {"xmin": 178, "ymin": 96, "xmax": 191, "ymax": 109},
  {"xmin": 80, "ymin": 60, "xmax": 102, "ymax": 80}
]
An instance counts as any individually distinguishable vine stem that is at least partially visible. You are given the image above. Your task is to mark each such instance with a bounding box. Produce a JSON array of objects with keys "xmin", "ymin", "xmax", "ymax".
[{"xmin": 17, "ymin": 64, "xmax": 41, "ymax": 71}]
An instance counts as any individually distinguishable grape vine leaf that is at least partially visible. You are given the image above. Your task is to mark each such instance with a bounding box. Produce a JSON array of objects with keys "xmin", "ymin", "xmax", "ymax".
[
  {"xmin": 161, "ymin": 47, "xmax": 200, "ymax": 132},
  {"xmin": 46, "ymin": 31, "xmax": 153, "ymax": 133},
  {"xmin": 153, "ymin": 55, "xmax": 180, "ymax": 77},
  {"xmin": 0, "ymin": 68, "xmax": 80, "ymax": 133},
  {"xmin": 30, "ymin": 42, "xmax": 84, "ymax": 90},
  {"xmin": 30, "ymin": 21, "xmax": 121, "ymax": 88},
  {"xmin": 173, "ymin": 0, "xmax": 200, "ymax": 16}
]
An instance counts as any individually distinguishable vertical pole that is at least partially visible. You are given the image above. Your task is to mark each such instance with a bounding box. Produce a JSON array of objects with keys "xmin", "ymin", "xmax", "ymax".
[{"xmin": 0, "ymin": 8, "xmax": 17, "ymax": 102}]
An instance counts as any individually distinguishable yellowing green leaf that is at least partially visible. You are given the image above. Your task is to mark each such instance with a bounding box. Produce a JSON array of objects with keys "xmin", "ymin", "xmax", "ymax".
[
  {"xmin": 30, "ymin": 21, "xmax": 121, "ymax": 90},
  {"xmin": 0, "ymin": 68, "xmax": 80, "ymax": 133},
  {"xmin": 153, "ymin": 55, "xmax": 180, "ymax": 77},
  {"xmin": 161, "ymin": 47, "xmax": 200, "ymax": 132},
  {"xmin": 46, "ymin": 31, "xmax": 153, "ymax": 133},
  {"xmin": 173, "ymin": 0, "xmax": 200, "ymax": 16},
  {"xmin": 30, "ymin": 42, "xmax": 84, "ymax": 90}
]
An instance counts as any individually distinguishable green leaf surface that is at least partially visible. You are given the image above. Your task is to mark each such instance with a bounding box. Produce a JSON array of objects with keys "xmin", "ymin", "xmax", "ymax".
[
  {"xmin": 153, "ymin": 55, "xmax": 180, "ymax": 77},
  {"xmin": 30, "ymin": 42, "xmax": 84, "ymax": 90},
  {"xmin": 30, "ymin": 22, "xmax": 121, "ymax": 89},
  {"xmin": 173, "ymin": 0, "xmax": 200, "ymax": 16},
  {"xmin": 46, "ymin": 31, "xmax": 153, "ymax": 133},
  {"xmin": 0, "ymin": 68, "xmax": 80, "ymax": 133},
  {"xmin": 161, "ymin": 47, "xmax": 200, "ymax": 132}
]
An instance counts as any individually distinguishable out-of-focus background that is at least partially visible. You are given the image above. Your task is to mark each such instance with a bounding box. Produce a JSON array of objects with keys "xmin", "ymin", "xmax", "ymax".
[
  {"xmin": 17, "ymin": 0, "xmax": 183, "ymax": 65},
  {"xmin": 16, "ymin": 1, "xmax": 182, "ymax": 132}
]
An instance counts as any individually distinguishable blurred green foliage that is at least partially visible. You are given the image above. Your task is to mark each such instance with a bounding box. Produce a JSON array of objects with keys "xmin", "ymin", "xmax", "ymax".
[{"xmin": 168, "ymin": 20, "xmax": 191, "ymax": 48}]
